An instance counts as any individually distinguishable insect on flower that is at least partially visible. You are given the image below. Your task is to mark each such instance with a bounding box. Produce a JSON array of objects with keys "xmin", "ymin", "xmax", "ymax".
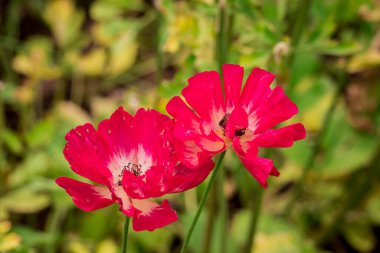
[
  {"xmin": 56, "ymin": 107, "xmax": 213, "ymax": 231},
  {"xmin": 167, "ymin": 64, "xmax": 306, "ymax": 187}
]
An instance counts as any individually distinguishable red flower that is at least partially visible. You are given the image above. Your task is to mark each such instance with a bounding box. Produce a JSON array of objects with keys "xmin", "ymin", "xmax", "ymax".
[
  {"xmin": 167, "ymin": 64, "xmax": 306, "ymax": 187},
  {"xmin": 56, "ymin": 107, "xmax": 213, "ymax": 231}
]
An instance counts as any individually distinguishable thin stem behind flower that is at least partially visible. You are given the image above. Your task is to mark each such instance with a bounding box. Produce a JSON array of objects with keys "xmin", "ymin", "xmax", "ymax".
[
  {"xmin": 180, "ymin": 151, "xmax": 226, "ymax": 253},
  {"xmin": 243, "ymin": 186, "xmax": 264, "ymax": 253},
  {"xmin": 121, "ymin": 216, "xmax": 130, "ymax": 253}
]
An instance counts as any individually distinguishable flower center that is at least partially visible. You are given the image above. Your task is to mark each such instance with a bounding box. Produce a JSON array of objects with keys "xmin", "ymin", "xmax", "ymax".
[
  {"xmin": 218, "ymin": 113, "xmax": 247, "ymax": 137},
  {"xmin": 116, "ymin": 162, "xmax": 143, "ymax": 186}
]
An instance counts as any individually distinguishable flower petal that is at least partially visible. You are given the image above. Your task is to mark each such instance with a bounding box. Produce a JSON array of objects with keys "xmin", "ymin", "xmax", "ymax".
[
  {"xmin": 64, "ymin": 123, "xmax": 112, "ymax": 185},
  {"xmin": 109, "ymin": 186, "xmax": 134, "ymax": 216},
  {"xmin": 167, "ymin": 160, "xmax": 214, "ymax": 193},
  {"xmin": 122, "ymin": 165, "xmax": 168, "ymax": 199},
  {"xmin": 223, "ymin": 64, "xmax": 244, "ymax": 110},
  {"xmin": 253, "ymin": 123, "xmax": 306, "ymax": 148},
  {"xmin": 174, "ymin": 140, "xmax": 213, "ymax": 169},
  {"xmin": 232, "ymin": 139, "xmax": 274, "ymax": 188},
  {"xmin": 225, "ymin": 107, "xmax": 248, "ymax": 139},
  {"xmin": 182, "ymin": 71, "xmax": 224, "ymax": 120},
  {"xmin": 240, "ymin": 67, "xmax": 275, "ymax": 113},
  {"xmin": 56, "ymin": 177, "xmax": 113, "ymax": 211},
  {"xmin": 254, "ymin": 86, "xmax": 299, "ymax": 133},
  {"xmin": 98, "ymin": 107, "xmax": 135, "ymax": 156},
  {"xmin": 132, "ymin": 199, "xmax": 178, "ymax": 231}
]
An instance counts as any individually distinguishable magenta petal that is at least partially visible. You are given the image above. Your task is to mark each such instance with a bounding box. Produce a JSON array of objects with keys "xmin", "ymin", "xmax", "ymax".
[
  {"xmin": 56, "ymin": 177, "xmax": 113, "ymax": 211},
  {"xmin": 223, "ymin": 64, "xmax": 244, "ymax": 109},
  {"xmin": 168, "ymin": 160, "xmax": 214, "ymax": 193},
  {"xmin": 232, "ymin": 139, "xmax": 274, "ymax": 188},
  {"xmin": 254, "ymin": 86, "xmax": 299, "ymax": 133},
  {"xmin": 167, "ymin": 96, "xmax": 201, "ymax": 127},
  {"xmin": 64, "ymin": 124, "xmax": 112, "ymax": 185},
  {"xmin": 270, "ymin": 166, "xmax": 280, "ymax": 177},
  {"xmin": 253, "ymin": 123, "xmax": 306, "ymax": 148},
  {"xmin": 98, "ymin": 107, "xmax": 135, "ymax": 155},
  {"xmin": 240, "ymin": 67, "xmax": 275, "ymax": 112},
  {"xmin": 182, "ymin": 71, "xmax": 224, "ymax": 120},
  {"xmin": 122, "ymin": 165, "xmax": 169, "ymax": 199},
  {"xmin": 132, "ymin": 199, "xmax": 178, "ymax": 231},
  {"xmin": 225, "ymin": 107, "xmax": 248, "ymax": 139}
]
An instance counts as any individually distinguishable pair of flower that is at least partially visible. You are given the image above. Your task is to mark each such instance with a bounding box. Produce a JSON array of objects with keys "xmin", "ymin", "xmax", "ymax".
[{"xmin": 56, "ymin": 64, "xmax": 306, "ymax": 231}]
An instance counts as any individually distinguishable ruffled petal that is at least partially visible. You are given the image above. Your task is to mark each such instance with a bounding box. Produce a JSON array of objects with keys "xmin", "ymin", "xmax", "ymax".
[
  {"xmin": 132, "ymin": 199, "xmax": 178, "ymax": 231},
  {"xmin": 167, "ymin": 161, "xmax": 214, "ymax": 193},
  {"xmin": 98, "ymin": 107, "xmax": 135, "ymax": 156},
  {"xmin": 232, "ymin": 139, "xmax": 275, "ymax": 188},
  {"xmin": 122, "ymin": 165, "xmax": 168, "ymax": 199},
  {"xmin": 225, "ymin": 107, "xmax": 248, "ymax": 139},
  {"xmin": 64, "ymin": 123, "xmax": 112, "ymax": 185},
  {"xmin": 240, "ymin": 67, "xmax": 275, "ymax": 113},
  {"xmin": 56, "ymin": 177, "xmax": 113, "ymax": 211},
  {"xmin": 182, "ymin": 71, "xmax": 225, "ymax": 121},
  {"xmin": 109, "ymin": 186, "xmax": 134, "ymax": 216},
  {"xmin": 252, "ymin": 123, "xmax": 306, "ymax": 148},
  {"xmin": 167, "ymin": 96, "xmax": 201, "ymax": 131},
  {"xmin": 133, "ymin": 109, "xmax": 173, "ymax": 160},
  {"xmin": 253, "ymin": 86, "xmax": 299, "ymax": 133},
  {"xmin": 223, "ymin": 64, "xmax": 244, "ymax": 110},
  {"xmin": 174, "ymin": 140, "xmax": 214, "ymax": 169}
]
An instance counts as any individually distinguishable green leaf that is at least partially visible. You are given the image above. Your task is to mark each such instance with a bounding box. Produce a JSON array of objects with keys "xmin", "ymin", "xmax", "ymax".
[{"xmin": 1, "ymin": 128, "xmax": 23, "ymax": 155}]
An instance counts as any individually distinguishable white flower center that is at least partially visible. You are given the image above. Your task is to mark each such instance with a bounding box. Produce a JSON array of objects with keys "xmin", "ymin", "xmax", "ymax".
[{"xmin": 108, "ymin": 144, "xmax": 154, "ymax": 185}]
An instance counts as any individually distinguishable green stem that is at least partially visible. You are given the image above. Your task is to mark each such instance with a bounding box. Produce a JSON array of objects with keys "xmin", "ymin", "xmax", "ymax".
[
  {"xmin": 121, "ymin": 216, "xmax": 130, "ymax": 253},
  {"xmin": 287, "ymin": 0, "xmax": 312, "ymax": 93},
  {"xmin": 202, "ymin": 181, "xmax": 218, "ymax": 253},
  {"xmin": 180, "ymin": 151, "xmax": 226, "ymax": 253},
  {"xmin": 290, "ymin": 0, "xmax": 312, "ymax": 48},
  {"xmin": 283, "ymin": 69, "xmax": 347, "ymax": 217},
  {"xmin": 154, "ymin": 3, "xmax": 163, "ymax": 109},
  {"xmin": 244, "ymin": 186, "xmax": 264, "ymax": 253},
  {"xmin": 44, "ymin": 206, "xmax": 67, "ymax": 253},
  {"xmin": 216, "ymin": 0, "xmax": 227, "ymax": 73}
]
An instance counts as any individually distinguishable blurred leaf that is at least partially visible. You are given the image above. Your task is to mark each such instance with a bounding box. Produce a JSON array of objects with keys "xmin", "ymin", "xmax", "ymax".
[
  {"xmin": 12, "ymin": 37, "xmax": 62, "ymax": 80},
  {"xmin": 12, "ymin": 226, "xmax": 55, "ymax": 248},
  {"xmin": 107, "ymin": 31, "xmax": 138, "ymax": 76},
  {"xmin": 67, "ymin": 241, "xmax": 90, "ymax": 253},
  {"xmin": 1, "ymin": 128, "xmax": 23, "ymax": 155},
  {"xmin": 343, "ymin": 221, "xmax": 375, "ymax": 252},
  {"xmin": 315, "ymin": 108, "xmax": 378, "ymax": 178},
  {"xmin": 9, "ymin": 152, "xmax": 50, "ymax": 186},
  {"xmin": 1, "ymin": 186, "xmax": 50, "ymax": 213},
  {"xmin": 348, "ymin": 51, "xmax": 380, "ymax": 73},
  {"xmin": 0, "ymin": 229, "xmax": 21, "ymax": 252},
  {"xmin": 77, "ymin": 48, "xmax": 107, "ymax": 76},
  {"xmin": 96, "ymin": 239, "xmax": 117, "ymax": 253},
  {"xmin": 366, "ymin": 192, "xmax": 380, "ymax": 225},
  {"xmin": 91, "ymin": 1, "xmax": 124, "ymax": 21},
  {"xmin": 25, "ymin": 118, "xmax": 55, "ymax": 148},
  {"xmin": 43, "ymin": 0, "xmax": 84, "ymax": 47},
  {"xmin": 316, "ymin": 41, "xmax": 362, "ymax": 56}
]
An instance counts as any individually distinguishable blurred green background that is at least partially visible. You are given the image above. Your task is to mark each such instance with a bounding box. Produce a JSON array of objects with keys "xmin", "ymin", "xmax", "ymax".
[{"xmin": 0, "ymin": 0, "xmax": 380, "ymax": 252}]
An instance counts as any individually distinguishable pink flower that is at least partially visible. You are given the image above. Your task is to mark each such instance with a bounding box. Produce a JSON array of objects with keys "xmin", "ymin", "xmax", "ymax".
[
  {"xmin": 166, "ymin": 64, "xmax": 306, "ymax": 187},
  {"xmin": 56, "ymin": 107, "xmax": 213, "ymax": 231}
]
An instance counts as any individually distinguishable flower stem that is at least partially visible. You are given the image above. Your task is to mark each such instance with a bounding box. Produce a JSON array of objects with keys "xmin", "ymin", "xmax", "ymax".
[
  {"xmin": 121, "ymin": 216, "xmax": 130, "ymax": 253},
  {"xmin": 243, "ymin": 186, "xmax": 264, "ymax": 253},
  {"xmin": 180, "ymin": 151, "xmax": 226, "ymax": 253}
]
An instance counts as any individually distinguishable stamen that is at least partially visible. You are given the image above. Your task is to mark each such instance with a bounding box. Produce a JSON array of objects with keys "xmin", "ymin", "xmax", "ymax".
[
  {"xmin": 218, "ymin": 113, "xmax": 230, "ymax": 130},
  {"xmin": 235, "ymin": 128, "xmax": 246, "ymax": 137},
  {"xmin": 218, "ymin": 113, "xmax": 246, "ymax": 137},
  {"xmin": 116, "ymin": 162, "xmax": 143, "ymax": 186}
]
